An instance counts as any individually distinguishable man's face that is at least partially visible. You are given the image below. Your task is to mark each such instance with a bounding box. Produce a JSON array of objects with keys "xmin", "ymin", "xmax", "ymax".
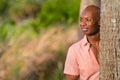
[{"xmin": 80, "ymin": 9, "xmax": 100, "ymax": 36}]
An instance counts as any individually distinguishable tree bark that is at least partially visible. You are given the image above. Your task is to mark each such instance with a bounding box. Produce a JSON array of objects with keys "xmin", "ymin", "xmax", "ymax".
[{"xmin": 100, "ymin": 0, "xmax": 120, "ymax": 79}]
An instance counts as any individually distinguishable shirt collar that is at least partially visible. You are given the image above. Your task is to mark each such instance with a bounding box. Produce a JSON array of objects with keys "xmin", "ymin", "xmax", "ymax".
[{"xmin": 82, "ymin": 35, "xmax": 89, "ymax": 46}]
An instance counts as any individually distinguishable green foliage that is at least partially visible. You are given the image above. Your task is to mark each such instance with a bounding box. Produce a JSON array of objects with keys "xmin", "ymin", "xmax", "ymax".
[
  {"xmin": 0, "ymin": 20, "xmax": 38, "ymax": 44},
  {"xmin": 13, "ymin": 20, "xmax": 38, "ymax": 40},
  {"xmin": 0, "ymin": 0, "xmax": 80, "ymax": 35},
  {"xmin": 54, "ymin": 67, "xmax": 64, "ymax": 80},
  {"xmin": 38, "ymin": 0, "xmax": 80, "ymax": 27},
  {"xmin": 8, "ymin": 0, "xmax": 43, "ymax": 21},
  {"xmin": 28, "ymin": 19, "xmax": 42, "ymax": 33},
  {"xmin": 0, "ymin": 0, "xmax": 8, "ymax": 15},
  {"xmin": 53, "ymin": 46, "xmax": 66, "ymax": 80},
  {"xmin": 11, "ymin": 61, "xmax": 23, "ymax": 80},
  {"xmin": 0, "ymin": 23, "xmax": 15, "ymax": 43},
  {"xmin": 43, "ymin": 45, "xmax": 65, "ymax": 80}
]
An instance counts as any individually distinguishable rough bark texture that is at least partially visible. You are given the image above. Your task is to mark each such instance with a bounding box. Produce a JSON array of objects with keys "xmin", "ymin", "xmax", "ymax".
[{"xmin": 100, "ymin": 0, "xmax": 120, "ymax": 80}]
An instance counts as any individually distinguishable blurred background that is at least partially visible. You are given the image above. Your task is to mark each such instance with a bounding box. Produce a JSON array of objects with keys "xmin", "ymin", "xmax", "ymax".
[{"xmin": 0, "ymin": 0, "xmax": 80, "ymax": 80}]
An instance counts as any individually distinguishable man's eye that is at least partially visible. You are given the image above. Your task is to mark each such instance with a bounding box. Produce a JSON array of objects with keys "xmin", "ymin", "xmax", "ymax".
[{"xmin": 86, "ymin": 19, "xmax": 92, "ymax": 21}]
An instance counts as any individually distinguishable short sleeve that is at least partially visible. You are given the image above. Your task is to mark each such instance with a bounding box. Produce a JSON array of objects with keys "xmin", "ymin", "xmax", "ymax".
[{"xmin": 64, "ymin": 46, "xmax": 80, "ymax": 75}]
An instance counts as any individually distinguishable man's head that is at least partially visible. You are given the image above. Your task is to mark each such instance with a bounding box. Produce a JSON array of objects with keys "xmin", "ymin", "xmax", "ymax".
[{"xmin": 80, "ymin": 5, "xmax": 100, "ymax": 36}]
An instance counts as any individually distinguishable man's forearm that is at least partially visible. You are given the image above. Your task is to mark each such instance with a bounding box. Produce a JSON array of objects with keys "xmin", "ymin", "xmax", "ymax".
[{"xmin": 64, "ymin": 74, "xmax": 79, "ymax": 80}]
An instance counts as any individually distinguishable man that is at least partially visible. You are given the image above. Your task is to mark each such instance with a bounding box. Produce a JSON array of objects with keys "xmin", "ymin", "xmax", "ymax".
[{"xmin": 64, "ymin": 5, "xmax": 100, "ymax": 80}]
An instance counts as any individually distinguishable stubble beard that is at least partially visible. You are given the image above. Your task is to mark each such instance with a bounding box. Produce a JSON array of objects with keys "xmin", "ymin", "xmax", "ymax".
[{"xmin": 87, "ymin": 25, "xmax": 100, "ymax": 36}]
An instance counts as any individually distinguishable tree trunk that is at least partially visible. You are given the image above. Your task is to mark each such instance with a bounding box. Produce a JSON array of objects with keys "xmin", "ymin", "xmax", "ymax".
[{"xmin": 100, "ymin": 0, "xmax": 120, "ymax": 80}]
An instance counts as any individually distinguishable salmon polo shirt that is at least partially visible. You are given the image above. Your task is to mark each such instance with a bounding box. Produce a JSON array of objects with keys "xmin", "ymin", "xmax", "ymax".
[{"xmin": 64, "ymin": 36, "xmax": 100, "ymax": 80}]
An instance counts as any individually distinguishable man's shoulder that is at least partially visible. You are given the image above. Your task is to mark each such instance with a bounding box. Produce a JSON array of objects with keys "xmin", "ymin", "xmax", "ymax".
[{"xmin": 69, "ymin": 39, "xmax": 83, "ymax": 49}]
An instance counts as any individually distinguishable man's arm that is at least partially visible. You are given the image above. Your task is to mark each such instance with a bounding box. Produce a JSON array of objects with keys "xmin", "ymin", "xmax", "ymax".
[
  {"xmin": 65, "ymin": 74, "xmax": 79, "ymax": 80},
  {"xmin": 64, "ymin": 46, "xmax": 80, "ymax": 80}
]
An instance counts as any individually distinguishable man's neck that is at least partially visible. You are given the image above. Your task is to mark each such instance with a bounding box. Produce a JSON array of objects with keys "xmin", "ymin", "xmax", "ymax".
[{"xmin": 86, "ymin": 32, "xmax": 100, "ymax": 46}]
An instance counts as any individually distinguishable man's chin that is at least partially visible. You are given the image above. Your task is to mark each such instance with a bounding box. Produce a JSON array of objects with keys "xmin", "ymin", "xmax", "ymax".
[{"xmin": 87, "ymin": 32, "xmax": 99, "ymax": 36}]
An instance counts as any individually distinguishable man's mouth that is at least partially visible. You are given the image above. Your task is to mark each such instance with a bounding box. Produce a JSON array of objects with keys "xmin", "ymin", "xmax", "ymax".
[{"xmin": 82, "ymin": 28, "xmax": 88, "ymax": 32}]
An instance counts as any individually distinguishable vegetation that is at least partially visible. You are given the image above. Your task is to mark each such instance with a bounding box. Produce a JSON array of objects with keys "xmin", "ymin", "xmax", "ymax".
[
  {"xmin": 0, "ymin": 0, "xmax": 80, "ymax": 42},
  {"xmin": 0, "ymin": 0, "xmax": 80, "ymax": 80},
  {"xmin": 38, "ymin": 0, "xmax": 80, "ymax": 27}
]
